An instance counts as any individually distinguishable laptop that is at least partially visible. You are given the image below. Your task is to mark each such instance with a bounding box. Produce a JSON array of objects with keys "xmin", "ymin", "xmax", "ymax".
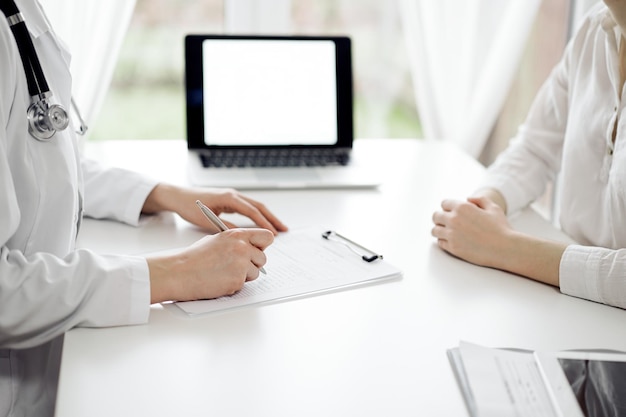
[{"xmin": 184, "ymin": 34, "xmax": 380, "ymax": 189}]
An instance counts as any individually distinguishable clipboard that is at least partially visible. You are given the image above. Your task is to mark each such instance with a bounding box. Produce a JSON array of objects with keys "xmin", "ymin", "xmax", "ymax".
[{"xmin": 171, "ymin": 226, "xmax": 402, "ymax": 316}]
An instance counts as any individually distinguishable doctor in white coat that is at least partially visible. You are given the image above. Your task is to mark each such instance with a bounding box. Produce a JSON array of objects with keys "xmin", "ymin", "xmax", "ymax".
[{"xmin": 0, "ymin": 1, "xmax": 288, "ymax": 416}]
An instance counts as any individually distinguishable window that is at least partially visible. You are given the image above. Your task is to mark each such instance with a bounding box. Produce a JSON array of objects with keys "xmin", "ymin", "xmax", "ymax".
[
  {"xmin": 89, "ymin": 0, "xmax": 224, "ymax": 140},
  {"xmin": 290, "ymin": 0, "xmax": 420, "ymax": 138},
  {"xmin": 89, "ymin": 0, "xmax": 420, "ymax": 141}
]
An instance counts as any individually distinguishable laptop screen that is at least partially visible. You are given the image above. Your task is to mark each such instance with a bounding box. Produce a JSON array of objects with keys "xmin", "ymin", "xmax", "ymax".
[{"xmin": 185, "ymin": 35, "xmax": 353, "ymax": 150}]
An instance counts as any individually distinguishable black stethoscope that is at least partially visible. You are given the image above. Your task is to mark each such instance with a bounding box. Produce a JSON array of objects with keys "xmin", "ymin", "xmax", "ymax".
[{"xmin": 0, "ymin": 0, "xmax": 87, "ymax": 141}]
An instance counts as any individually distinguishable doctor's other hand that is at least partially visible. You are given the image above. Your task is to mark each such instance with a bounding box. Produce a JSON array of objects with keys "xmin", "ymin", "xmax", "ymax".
[
  {"xmin": 142, "ymin": 183, "xmax": 288, "ymax": 235},
  {"xmin": 431, "ymin": 196, "xmax": 514, "ymax": 268},
  {"xmin": 147, "ymin": 228, "xmax": 274, "ymax": 303}
]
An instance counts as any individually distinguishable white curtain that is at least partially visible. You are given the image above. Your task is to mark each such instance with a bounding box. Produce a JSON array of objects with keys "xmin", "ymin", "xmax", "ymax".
[
  {"xmin": 399, "ymin": 0, "xmax": 542, "ymax": 159},
  {"xmin": 39, "ymin": 0, "xmax": 137, "ymax": 133}
]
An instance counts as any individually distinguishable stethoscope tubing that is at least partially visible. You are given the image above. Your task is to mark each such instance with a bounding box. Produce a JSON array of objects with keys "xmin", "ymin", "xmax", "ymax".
[
  {"xmin": 0, "ymin": 4, "xmax": 49, "ymax": 99},
  {"xmin": 0, "ymin": 0, "xmax": 73, "ymax": 140}
]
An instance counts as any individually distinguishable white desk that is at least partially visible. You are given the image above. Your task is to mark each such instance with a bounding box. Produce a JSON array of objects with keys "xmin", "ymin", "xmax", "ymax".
[{"xmin": 56, "ymin": 139, "xmax": 626, "ymax": 417}]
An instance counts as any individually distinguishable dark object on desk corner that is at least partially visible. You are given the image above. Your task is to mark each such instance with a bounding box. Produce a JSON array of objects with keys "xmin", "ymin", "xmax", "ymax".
[{"xmin": 322, "ymin": 230, "xmax": 383, "ymax": 262}]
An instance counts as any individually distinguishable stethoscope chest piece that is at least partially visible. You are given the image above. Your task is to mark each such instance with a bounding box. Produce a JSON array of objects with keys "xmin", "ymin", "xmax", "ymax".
[{"xmin": 27, "ymin": 94, "xmax": 70, "ymax": 141}]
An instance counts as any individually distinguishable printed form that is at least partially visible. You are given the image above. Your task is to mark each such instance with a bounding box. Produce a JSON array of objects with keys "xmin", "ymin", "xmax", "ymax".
[{"xmin": 173, "ymin": 227, "xmax": 402, "ymax": 316}]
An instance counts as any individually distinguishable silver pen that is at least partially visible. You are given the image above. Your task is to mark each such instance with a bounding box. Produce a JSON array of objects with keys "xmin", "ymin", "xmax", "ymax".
[{"xmin": 195, "ymin": 200, "xmax": 267, "ymax": 274}]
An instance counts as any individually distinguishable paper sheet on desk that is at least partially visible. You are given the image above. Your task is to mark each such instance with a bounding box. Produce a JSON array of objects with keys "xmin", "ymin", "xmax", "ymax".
[{"xmin": 174, "ymin": 227, "xmax": 402, "ymax": 316}]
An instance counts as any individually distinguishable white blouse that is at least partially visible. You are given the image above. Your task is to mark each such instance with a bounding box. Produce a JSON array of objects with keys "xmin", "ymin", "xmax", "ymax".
[{"xmin": 480, "ymin": 4, "xmax": 626, "ymax": 309}]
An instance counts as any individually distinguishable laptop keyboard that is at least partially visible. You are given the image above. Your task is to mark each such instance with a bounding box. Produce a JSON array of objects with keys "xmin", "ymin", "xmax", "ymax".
[{"xmin": 200, "ymin": 149, "xmax": 350, "ymax": 168}]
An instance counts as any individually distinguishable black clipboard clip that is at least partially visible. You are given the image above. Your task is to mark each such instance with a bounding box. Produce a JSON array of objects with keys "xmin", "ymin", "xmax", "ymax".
[{"xmin": 322, "ymin": 230, "xmax": 383, "ymax": 262}]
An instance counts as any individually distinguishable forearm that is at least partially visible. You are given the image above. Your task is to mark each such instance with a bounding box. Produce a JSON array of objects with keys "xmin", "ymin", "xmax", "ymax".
[
  {"xmin": 493, "ymin": 231, "xmax": 567, "ymax": 287},
  {"xmin": 434, "ymin": 196, "xmax": 561, "ymax": 284}
]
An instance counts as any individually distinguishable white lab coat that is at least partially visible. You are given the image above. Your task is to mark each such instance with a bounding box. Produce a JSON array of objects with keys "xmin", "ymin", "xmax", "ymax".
[{"xmin": 0, "ymin": 1, "xmax": 157, "ymax": 415}]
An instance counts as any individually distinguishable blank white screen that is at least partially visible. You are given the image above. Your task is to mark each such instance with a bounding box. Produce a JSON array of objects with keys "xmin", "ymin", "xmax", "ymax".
[{"xmin": 202, "ymin": 39, "xmax": 338, "ymax": 146}]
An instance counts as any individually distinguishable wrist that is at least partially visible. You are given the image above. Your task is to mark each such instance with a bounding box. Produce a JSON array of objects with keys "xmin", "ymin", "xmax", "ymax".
[
  {"xmin": 478, "ymin": 228, "xmax": 519, "ymax": 271},
  {"xmin": 472, "ymin": 188, "xmax": 508, "ymax": 214},
  {"xmin": 147, "ymin": 254, "xmax": 182, "ymax": 303},
  {"xmin": 143, "ymin": 183, "xmax": 179, "ymax": 214},
  {"xmin": 491, "ymin": 230, "xmax": 526, "ymax": 271}
]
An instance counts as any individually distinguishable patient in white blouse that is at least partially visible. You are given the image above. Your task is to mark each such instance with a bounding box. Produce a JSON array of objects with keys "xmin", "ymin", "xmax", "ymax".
[{"xmin": 431, "ymin": 0, "xmax": 626, "ymax": 310}]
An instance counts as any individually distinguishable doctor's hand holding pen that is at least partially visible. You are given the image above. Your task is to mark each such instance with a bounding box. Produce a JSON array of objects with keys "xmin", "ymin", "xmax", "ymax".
[{"xmin": 141, "ymin": 183, "xmax": 289, "ymax": 303}]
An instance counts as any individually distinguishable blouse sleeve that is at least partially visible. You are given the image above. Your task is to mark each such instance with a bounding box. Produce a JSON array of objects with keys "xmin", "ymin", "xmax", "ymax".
[
  {"xmin": 560, "ymin": 245, "xmax": 626, "ymax": 309},
  {"xmin": 478, "ymin": 53, "xmax": 570, "ymax": 215},
  {"xmin": 477, "ymin": 11, "xmax": 601, "ymax": 214}
]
